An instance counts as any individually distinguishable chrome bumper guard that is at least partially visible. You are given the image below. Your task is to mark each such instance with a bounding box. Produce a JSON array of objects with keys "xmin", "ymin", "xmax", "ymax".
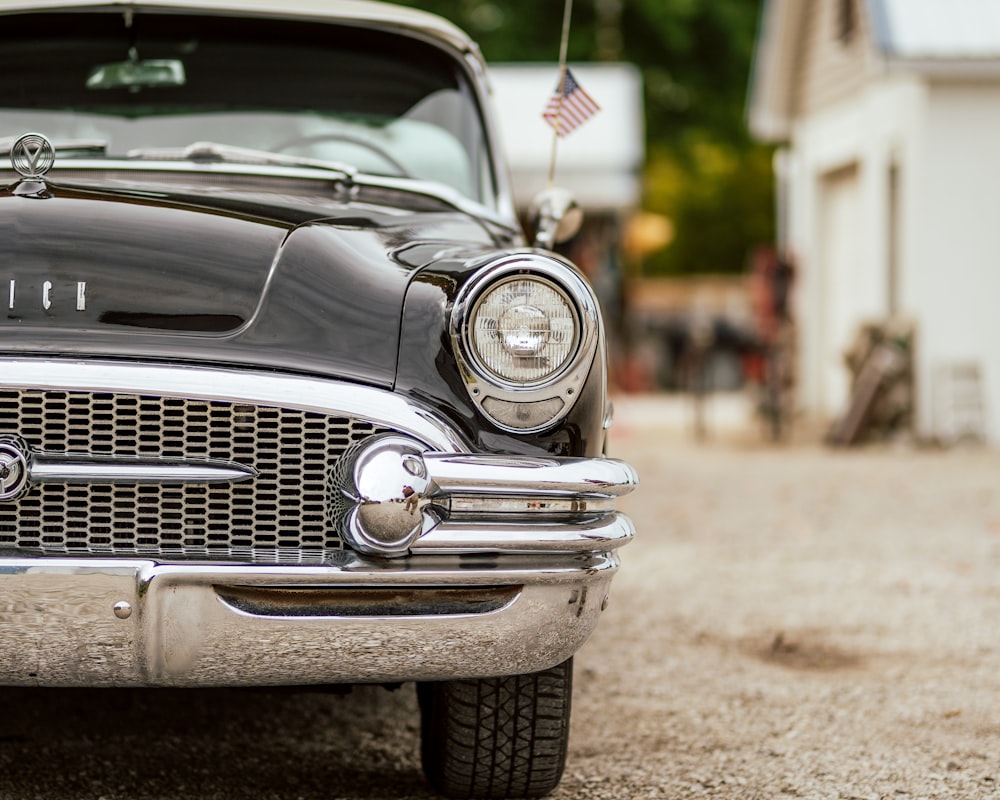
[
  {"xmin": 332, "ymin": 435, "xmax": 638, "ymax": 557},
  {"xmin": 414, "ymin": 453, "xmax": 636, "ymax": 553}
]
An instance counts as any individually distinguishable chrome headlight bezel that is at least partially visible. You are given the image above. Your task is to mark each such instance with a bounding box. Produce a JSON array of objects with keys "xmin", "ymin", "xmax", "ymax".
[
  {"xmin": 450, "ymin": 254, "xmax": 600, "ymax": 433},
  {"xmin": 465, "ymin": 272, "xmax": 581, "ymax": 389}
]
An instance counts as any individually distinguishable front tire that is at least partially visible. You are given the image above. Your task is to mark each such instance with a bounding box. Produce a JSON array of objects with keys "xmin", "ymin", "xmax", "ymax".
[{"xmin": 417, "ymin": 658, "xmax": 573, "ymax": 799}]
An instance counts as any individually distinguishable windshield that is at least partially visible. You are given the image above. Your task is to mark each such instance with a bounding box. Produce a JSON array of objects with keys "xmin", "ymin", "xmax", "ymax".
[{"xmin": 0, "ymin": 11, "xmax": 496, "ymax": 204}]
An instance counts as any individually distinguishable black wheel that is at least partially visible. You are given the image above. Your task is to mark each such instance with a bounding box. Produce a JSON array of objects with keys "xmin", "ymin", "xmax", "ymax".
[{"xmin": 417, "ymin": 658, "xmax": 573, "ymax": 799}]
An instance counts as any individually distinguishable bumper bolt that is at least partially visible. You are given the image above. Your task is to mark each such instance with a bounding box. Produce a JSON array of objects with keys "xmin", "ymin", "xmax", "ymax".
[{"xmin": 113, "ymin": 600, "xmax": 133, "ymax": 620}]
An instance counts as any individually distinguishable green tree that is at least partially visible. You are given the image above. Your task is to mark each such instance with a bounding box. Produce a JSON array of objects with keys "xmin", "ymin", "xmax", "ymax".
[{"xmin": 393, "ymin": 0, "xmax": 774, "ymax": 276}]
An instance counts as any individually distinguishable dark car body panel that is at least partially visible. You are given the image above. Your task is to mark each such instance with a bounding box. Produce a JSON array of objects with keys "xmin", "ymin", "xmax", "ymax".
[{"xmin": 0, "ymin": 174, "xmax": 513, "ymax": 391}]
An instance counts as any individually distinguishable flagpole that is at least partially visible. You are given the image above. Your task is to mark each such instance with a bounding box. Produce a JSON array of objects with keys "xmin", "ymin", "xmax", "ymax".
[{"xmin": 547, "ymin": 0, "xmax": 574, "ymax": 188}]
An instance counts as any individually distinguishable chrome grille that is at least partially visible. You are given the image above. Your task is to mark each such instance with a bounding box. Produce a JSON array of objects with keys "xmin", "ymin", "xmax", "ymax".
[{"xmin": 0, "ymin": 389, "xmax": 383, "ymax": 556}]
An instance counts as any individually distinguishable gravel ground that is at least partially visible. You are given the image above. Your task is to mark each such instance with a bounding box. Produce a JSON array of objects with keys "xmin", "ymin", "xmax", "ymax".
[
  {"xmin": 565, "ymin": 396, "xmax": 1000, "ymax": 800},
  {"xmin": 2, "ymin": 394, "xmax": 999, "ymax": 799}
]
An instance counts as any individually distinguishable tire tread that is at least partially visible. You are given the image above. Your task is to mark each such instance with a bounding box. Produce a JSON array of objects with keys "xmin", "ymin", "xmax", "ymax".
[{"xmin": 419, "ymin": 658, "xmax": 573, "ymax": 799}]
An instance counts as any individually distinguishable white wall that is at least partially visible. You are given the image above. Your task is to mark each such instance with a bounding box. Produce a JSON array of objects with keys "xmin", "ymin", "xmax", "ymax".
[
  {"xmin": 785, "ymin": 72, "xmax": 1000, "ymax": 443},
  {"xmin": 915, "ymin": 82, "xmax": 1000, "ymax": 441},
  {"xmin": 786, "ymin": 76, "xmax": 926, "ymax": 418},
  {"xmin": 816, "ymin": 164, "xmax": 862, "ymax": 412}
]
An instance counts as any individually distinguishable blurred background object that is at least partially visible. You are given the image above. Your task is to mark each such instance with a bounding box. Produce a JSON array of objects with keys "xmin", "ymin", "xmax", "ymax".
[
  {"xmin": 396, "ymin": 0, "xmax": 774, "ymax": 412},
  {"xmin": 749, "ymin": 0, "xmax": 1000, "ymax": 445},
  {"xmin": 397, "ymin": 0, "xmax": 1000, "ymax": 447}
]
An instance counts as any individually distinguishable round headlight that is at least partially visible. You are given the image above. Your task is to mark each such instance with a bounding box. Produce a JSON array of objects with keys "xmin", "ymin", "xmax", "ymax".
[
  {"xmin": 450, "ymin": 254, "xmax": 601, "ymax": 433},
  {"xmin": 468, "ymin": 275, "xmax": 579, "ymax": 385}
]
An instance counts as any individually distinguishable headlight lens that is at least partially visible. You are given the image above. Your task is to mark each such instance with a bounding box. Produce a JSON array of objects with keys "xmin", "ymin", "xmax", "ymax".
[
  {"xmin": 450, "ymin": 254, "xmax": 601, "ymax": 433},
  {"xmin": 468, "ymin": 275, "xmax": 579, "ymax": 385}
]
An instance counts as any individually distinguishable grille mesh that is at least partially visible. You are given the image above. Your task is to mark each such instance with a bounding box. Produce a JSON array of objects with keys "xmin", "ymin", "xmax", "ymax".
[{"xmin": 0, "ymin": 389, "xmax": 382, "ymax": 557}]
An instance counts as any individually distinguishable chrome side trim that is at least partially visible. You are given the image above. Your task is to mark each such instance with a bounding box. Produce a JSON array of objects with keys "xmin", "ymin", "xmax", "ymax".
[
  {"xmin": 29, "ymin": 451, "xmax": 257, "ymax": 485},
  {"xmin": 0, "ymin": 358, "xmax": 466, "ymax": 452}
]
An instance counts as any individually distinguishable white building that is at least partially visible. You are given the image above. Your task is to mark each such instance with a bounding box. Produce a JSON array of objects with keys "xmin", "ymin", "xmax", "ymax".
[
  {"xmin": 749, "ymin": 0, "xmax": 1000, "ymax": 443},
  {"xmin": 488, "ymin": 63, "xmax": 644, "ymax": 214}
]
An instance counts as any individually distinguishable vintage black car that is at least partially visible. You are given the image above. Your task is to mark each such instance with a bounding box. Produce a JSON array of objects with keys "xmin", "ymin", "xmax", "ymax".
[{"xmin": 0, "ymin": 0, "xmax": 637, "ymax": 796}]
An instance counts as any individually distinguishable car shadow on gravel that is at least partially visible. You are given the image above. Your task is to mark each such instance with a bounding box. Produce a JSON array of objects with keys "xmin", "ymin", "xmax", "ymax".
[{"xmin": 0, "ymin": 684, "xmax": 436, "ymax": 799}]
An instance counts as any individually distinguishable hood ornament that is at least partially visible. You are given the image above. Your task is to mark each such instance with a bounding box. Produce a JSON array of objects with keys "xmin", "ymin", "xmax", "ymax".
[{"xmin": 10, "ymin": 132, "xmax": 55, "ymax": 180}]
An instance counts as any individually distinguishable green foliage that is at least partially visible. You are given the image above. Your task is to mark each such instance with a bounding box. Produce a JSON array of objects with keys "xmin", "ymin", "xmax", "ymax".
[
  {"xmin": 392, "ymin": 0, "xmax": 774, "ymax": 276},
  {"xmin": 644, "ymin": 137, "xmax": 774, "ymax": 275},
  {"xmin": 390, "ymin": 1, "xmax": 598, "ymax": 63}
]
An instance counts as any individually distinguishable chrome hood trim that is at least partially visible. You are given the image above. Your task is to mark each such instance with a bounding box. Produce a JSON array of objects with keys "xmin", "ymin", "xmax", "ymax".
[{"xmin": 0, "ymin": 358, "xmax": 467, "ymax": 452}]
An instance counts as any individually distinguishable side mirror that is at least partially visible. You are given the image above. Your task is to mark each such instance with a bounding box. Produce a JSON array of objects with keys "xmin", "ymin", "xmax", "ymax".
[{"xmin": 530, "ymin": 187, "xmax": 583, "ymax": 250}]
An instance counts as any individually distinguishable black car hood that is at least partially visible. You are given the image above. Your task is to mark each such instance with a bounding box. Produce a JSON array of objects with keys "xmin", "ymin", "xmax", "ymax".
[{"xmin": 0, "ymin": 175, "xmax": 504, "ymax": 387}]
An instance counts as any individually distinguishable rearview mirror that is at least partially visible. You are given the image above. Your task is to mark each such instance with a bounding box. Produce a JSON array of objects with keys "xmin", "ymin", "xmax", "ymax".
[{"xmin": 87, "ymin": 57, "xmax": 186, "ymax": 92}]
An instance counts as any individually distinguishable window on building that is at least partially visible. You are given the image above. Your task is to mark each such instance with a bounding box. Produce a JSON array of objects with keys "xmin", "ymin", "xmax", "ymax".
[{"xmin": 837, "ymin": 0, "xmax": 857, "ymax": 44}]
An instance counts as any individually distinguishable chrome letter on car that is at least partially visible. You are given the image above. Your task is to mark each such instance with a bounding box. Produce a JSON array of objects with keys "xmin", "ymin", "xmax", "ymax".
[{"xmin": 4, "ymin": 279, "xmax": 86, "ymax": 311}]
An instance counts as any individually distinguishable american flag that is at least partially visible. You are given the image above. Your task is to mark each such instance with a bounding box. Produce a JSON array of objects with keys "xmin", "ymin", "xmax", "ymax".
[{"xmin": 542, "ymin": 68, "xmax": 600, "ymax": 137}]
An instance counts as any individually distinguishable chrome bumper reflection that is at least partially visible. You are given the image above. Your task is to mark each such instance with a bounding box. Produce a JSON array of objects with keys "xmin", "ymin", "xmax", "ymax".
[
  {"xmin": 0, "ymin": 553, "xmax": 618, "ymax": 687},
  {"xmin": 412, "ymin": 512, "xmax": 635, "ymax": 554},
  {"xmin": 332, "ymin": 434, "xmax": 639, "ymax": 557},
  {"xmin": 424, "ymin": 451, "xmax": 637, "ymax": 498},
  {"xmin": 419, "ymin": 453, "xmax": 637, "ymax": 552}
]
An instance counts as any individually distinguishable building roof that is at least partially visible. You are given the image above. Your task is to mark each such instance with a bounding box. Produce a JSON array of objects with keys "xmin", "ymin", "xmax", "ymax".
[
  {"xmin": 749, "ymin": 0, "xmax": 1000, "ymax": 141},
  {"xmin": 871, "ymin": 0, "xmax": 1000, "ymax": 60}
]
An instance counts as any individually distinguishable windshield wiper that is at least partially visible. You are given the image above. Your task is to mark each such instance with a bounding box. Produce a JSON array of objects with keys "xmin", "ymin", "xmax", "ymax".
[
  {"xmin": 0, "ymin": 138, "xmax": 108, "ymax": 157},
  {"xmin": 125, "ymin": 141, "xmax": 356, "ymax": 180}
]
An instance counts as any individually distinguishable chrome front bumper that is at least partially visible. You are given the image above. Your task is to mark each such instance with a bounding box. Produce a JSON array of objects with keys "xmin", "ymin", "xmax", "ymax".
[
  {"xmin": 0, "ymin": 551, "xmax": 622, "ymax": 687},
  {"xmin": 0, "ymin": 359, "xmax": 637, "ymax": 687}
]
